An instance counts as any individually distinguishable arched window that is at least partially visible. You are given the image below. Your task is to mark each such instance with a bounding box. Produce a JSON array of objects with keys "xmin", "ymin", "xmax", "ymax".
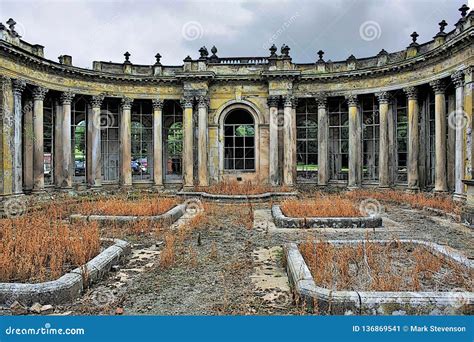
[{"xmin": 224, "ymin": 109, "xmax": 255, "ymax": 171}]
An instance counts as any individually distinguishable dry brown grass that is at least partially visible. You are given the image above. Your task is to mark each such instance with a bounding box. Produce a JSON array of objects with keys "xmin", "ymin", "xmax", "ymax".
[
  {"xmin": 281, "ymin": 195, "xmax": 362, "ymax": 218},
  {"xmin": 0, "ymin": 212, "xmax": 100, "ymax": 283},
  {"xmin": 345, "ymin": 189, "xmax": 461, "ymax": 215},
  {"xmin": 78, "ymin": 197, "xmax": 178, "ymax": 216},
  {"xmin": 195, "ymin": 180, "xmax": 290, "ymax": 195},
  {"xmin": 300, "ymin": 238, "xmax": 473, "ymax": 292}
]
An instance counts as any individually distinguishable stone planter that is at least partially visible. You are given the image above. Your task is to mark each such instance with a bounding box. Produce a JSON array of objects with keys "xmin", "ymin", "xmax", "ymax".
[
  {"xmin": 272, "ymin": 205, "xmax": 382, "ymax": 228},
  {"xmin": 284, "ymin": 240, "xmax": 473, "ymax": 315},
  {"xmin": 69, "ymin": 204, "xmax": 186, "ymax": 225},
  {"xmin": 0, "ymin": 239, "xmax": 131, "ymax": 306},
  {"xmin": 177, "ymin": 191, "xmax": 298, "ymax": 203}
]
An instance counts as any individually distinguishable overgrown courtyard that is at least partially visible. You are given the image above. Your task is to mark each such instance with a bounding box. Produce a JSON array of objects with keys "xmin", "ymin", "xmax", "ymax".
[{"xmin": 0, "ymin": 188, "xmax": 472, "ymax": 316}]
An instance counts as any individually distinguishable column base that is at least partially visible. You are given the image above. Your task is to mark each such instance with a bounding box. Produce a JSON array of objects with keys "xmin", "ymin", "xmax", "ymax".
[
  {"xmin": 453, "ymin": 193, "xmax": 466, "ymax": 202},
  {"xmin": 406, "ymin": 186, "xmax": 420, "ymax": 193}
]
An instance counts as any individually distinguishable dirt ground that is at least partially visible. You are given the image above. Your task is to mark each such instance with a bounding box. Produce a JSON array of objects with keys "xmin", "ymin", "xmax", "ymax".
[{"xmin": 1, "ymin": 200, "xmax": 473, "ymax": 316}]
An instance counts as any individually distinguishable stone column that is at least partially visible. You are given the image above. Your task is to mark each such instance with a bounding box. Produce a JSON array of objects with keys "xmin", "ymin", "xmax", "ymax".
[
  {"xmin": 120, "ymin": 97, "xmax": 132, "ymax": 186},
  {"xmin": 181, "ymin": 96, "xmax": 194, "ymax": 187},
  {"xmin": 267, "ymin": 95, "xmax": 279, "ymax": 186},
  {"xmin": 152, "ymin": 99, "xmax": 164, "ymax": 187},
  {"xmin": 347, "ymin": 94, "xmax": 361, "ymax": 188},
  {"xmin": 452, "ymin": 71, "xmax": 465, "ymax": 198},
  {"xmin": 404, "ymin": 86, "xmax": 420, "ymax": 191},
  {"xmin": 88, "ymin": 94, "xmax": 105, "ymax": 188},
  {"xmin": 317, "ymin": 93, "xmax": 329, "ymax": 186},
  {"xmin": 430, "ymin": 79, "xmax": 448, "ymax": 192},
  {"xmin": 197, "ymin": 96, "xmax": 209, "ymax": 186},
  {"xmin": 11, "ymin": 79, "xmax": 26, "ymax": 194},
  {"xmin": 283, "ymin": 95, "xmax": 295, "ymax": 186},
  {"xmin": 465, "ymin": 67, "xmax": 473, "ymax": 180},
  {"xmin": 54, "ymin": 100, "xmax": 63, "ymax": 188},
  {"xmin": 60, "ymin": 91, "xmax": 75, "ymax": 188},
  {"xmin": 32, "ymin": 86, "xmax": 48, "ymax": 192},
  {"xmin": 376, "ymin": 91, "xmax": 391, "ymax": 188},
  {"xmin": 23, "ymin": 100, "xmax": 34, "ymax": 192}
]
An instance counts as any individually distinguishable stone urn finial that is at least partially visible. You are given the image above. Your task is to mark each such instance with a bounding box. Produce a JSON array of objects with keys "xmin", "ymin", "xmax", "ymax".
[
  {"xmin": 154, "ymin": 53, "xmax": 162, "ymax": 65},
  {"xmin": 124, "ymin": 51, "xmax": 131, "ymax": 64},
  {"xmin": 459, "ymin": 4, "xmax": 470, "ymax": 18},
  {"xmin": 317, "ymin": 50, "xmax": 324, "ymax": 61},
  {"xmin": 199, "ymin": 46, "xmax": 209, "ymax": 59},
  {"xmin": 281, "ymin": 44, "xmax": 290, "ymax": 57},
  {"xmin": 269, "ymin": 44, "xmax": 277, "ymax": 57},
  {"xmin": 438, "ymin": 20, "xmax": 447, "ymax": 33}
]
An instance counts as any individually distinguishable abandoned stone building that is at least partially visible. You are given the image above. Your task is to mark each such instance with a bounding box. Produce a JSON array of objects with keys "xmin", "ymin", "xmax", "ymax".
[{"xmin": 0, "ymin": 5, "xmax": 472, "ymax": 204}]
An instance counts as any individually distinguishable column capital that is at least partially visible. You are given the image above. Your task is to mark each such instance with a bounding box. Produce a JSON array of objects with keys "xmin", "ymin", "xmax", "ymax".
[
  {"xmin": 180, "ymin": 96, "xmax": 194, "ymax": 108},
  {"xmin": 345, "ymin": 94, "xmax": 358, "ymax": 106},
  {"xmin": 316, "ymin": 92, "xmax": 327, "ymax": 109},
  {"xmin": 197, "ymin": 95, "xmax": 209, "ymax": 109},
  {"xmin": 375, "ymin": 91, "xmax": 391, "ymax": 104},
  {"xmin": 121, "ymin": 96, "xmax": 133, "ymax": 109},
  {"xmin": 60, "ymin": 91, "xmax": 76, "ymax": 105},
  {"xmin": 283, "ymin": 94, "xmax": 295, "ymax": 108},
  {"xmin": 451, "ymin": 70, "xmax": 465, "ymax": 88},
  {"xmin": 32, "ymin": 86, "xmax": 48, "ymax": 101},
  {"xmin": 267, "ymin": 95, "xmax": 279, "ymax": 108},
  {"xmin": 429, "ymin": 79, "xmax": 446, "ymax": 94},
  {"xmin": 11, "ymin": 79, "xmax": 26, "ymax": 95},
  {"xmin": 152, "ymin": 98, "xmax": 164, "ymax": 110},
  {"xmin": 403, "ymin": 86, "xmax": 418, "ymax": 100},
  {"xmin": 91, "ymin": 93, "xmax": 105, "ymax": 108}
]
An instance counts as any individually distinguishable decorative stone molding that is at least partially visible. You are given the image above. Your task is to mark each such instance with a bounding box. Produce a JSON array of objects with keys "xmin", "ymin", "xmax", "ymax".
[
  {"xmin": 60, "ymin": 91, "xmax": 75, "ymax": 105},
  {"xmin": 197, "ymin": 95, "xmax": 209, "ymax": 109},
  {"xmin": 283, "ymin": 94, "xmax": 294, "ymax": 108},
  {"xmin": 11, "ymin": 78, "xmax": 26, "ymax": 95},
  {"xmin": 121, "ymin": 96, "xmax": 133, "ymax": 109},
  {"xmin": 429, "ymin": 79, "xmax": 446, "ymax": 94},
  {"xmin": 375, "ymin": 91, "xmax": 391, "ymax": 104},
  {"xmin": 316, "ymin": 93, "xmax": 327, "ymax": 109},
  {"xmin": 451, "ymin": 70, "xmax": 465, "ymax": 88},
  {"xmin": 180, "ymin": 96, "xmax": 194, "ymax": 108},
  {"xmin": 403, "ymin": 86, "xmax": 418, "ymax": 100},
  {"xmin": 32, "ymin": 86, "xmax": 48, "ymax": 101},
  {"xmin": 90, "ymin": 93, "xmax": 105, "ymax": 108},
  {"xmin": 267, "ymin": 95, "xmax": 279, "ymax": 108},
  {"xmin": 345, "ymin": 94, "xmax": 358, "ymax": 106},
  {"xmin": 152, "ymin": 98, "xmax": 164, "ymax": 110}
]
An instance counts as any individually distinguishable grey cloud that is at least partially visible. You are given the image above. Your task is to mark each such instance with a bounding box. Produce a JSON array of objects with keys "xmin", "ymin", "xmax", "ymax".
[{"xmin": 0, "ymin": 0, "xmax": 467, "ymax": 68}]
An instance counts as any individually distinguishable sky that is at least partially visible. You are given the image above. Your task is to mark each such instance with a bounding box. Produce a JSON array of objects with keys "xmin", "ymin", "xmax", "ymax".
[{"xmin": 0, "ymin": 0, "xmax": 470, "ymax": 68}]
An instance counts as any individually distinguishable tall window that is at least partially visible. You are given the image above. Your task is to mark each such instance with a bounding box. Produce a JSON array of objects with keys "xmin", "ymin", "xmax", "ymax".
[
  {"xmin": 101, "ymin": 100, "xmax": 120, "ymax": 182},
  {"xmin": 328, "ymin": 98, "xmax": 349, "ymax": 180},
  {"xmin": 72, "ymin": 98, "xmax": 87, "ymax": 183},
  {"xmin": 131, "ymin": 101, "xmax": 153, "ymax": 181},
  {"xmin": 164, "ymin": 101, "xmax": 183, "ymax": 179},
  {"xmin": 224, "ymin": 109, "xmax": 255, "ymax": 171},
  {"xmin": 43, "ymin": 97, "xmax": 54, "ymax": 185},
  {"xmin": 395, "ymin": 94, "xmax": 408, "ymax": 183},
  {"xmin": 296, "ymin": 99, "xmax": 318, "ymax": 181},
  {"xmin": 361, "ymin": 95, "xmax": 379, "ymax": 181}
]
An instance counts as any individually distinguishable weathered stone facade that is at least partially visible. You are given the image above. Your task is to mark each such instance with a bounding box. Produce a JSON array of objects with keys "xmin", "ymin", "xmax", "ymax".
[{"xmin": 0, "ymin": 5, "xmax": 472, "ymax": 203}]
